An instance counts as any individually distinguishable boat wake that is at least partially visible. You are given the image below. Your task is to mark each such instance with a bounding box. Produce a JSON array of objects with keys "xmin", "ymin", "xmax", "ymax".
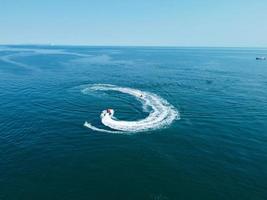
[{"xmin": 82, "ymin": 84, "xmax": 180, "ymax": 134}]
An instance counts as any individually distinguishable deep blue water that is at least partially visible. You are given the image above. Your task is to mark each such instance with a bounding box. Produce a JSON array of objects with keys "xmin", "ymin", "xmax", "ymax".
[{"xmin": 0, "ymin": 45, "xmax": 267, "ymax": 200}]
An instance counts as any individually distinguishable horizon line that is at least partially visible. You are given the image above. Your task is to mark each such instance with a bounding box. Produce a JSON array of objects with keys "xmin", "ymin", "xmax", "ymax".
[{"xmin": 0, "ymin": 43, "xmax": 267, "ymax": 49}]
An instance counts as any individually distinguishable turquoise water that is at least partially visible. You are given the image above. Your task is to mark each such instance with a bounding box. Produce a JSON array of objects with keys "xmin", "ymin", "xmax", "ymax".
[{"xmin": 0, "ymin": 46, "xmax": 267, "ymax": 200}]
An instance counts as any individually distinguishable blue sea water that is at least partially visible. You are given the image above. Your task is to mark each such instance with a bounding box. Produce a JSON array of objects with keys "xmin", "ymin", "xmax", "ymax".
[{"xmin": 0, "ymin": 45, "xmax": 267, "ymax": 200}]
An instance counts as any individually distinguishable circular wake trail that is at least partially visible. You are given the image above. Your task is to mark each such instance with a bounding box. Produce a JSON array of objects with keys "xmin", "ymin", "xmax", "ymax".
[{"xmin": 82, "ymin": 84, "xmax": 179, "ymax": 134}]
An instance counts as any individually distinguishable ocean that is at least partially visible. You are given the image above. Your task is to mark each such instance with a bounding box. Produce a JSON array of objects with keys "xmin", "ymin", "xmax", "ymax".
[{"xmin": 0, "ymin": 45, "xmax": 267, "ymax": 200}]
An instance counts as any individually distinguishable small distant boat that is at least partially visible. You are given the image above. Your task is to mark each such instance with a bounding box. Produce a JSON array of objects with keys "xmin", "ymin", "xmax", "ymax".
[
  {"xmin": 101, "ymin": 109, "xmax": 114, "ymax": 118},
  {"xmin": 107, "ymin": 109, "xmax": 113, "ymax": 115},
  {"xmin": 256, "ymin": 57, "xmax": 266, "ymax": 60}
]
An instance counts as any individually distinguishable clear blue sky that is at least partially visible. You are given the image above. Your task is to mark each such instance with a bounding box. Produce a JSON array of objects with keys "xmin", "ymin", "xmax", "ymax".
[{"xmin": 1, "ymin": 0, "xmax": 267, "ymax": 46}]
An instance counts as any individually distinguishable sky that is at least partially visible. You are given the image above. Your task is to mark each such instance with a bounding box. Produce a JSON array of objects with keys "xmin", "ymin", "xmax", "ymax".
[{"xmin": 1, "ymin": 0, "xmax": 267, "ymax": 47}]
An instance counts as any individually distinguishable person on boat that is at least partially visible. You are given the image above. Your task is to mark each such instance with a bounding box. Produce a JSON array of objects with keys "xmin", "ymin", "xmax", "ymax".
[{"xmin": 107, "ymin": 109, "xmax": 112, "ymax": 115}]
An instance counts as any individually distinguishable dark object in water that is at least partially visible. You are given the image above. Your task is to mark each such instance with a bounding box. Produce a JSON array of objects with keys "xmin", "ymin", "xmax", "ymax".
[
  {"xmin": 256, "ymin": 57, "xmax": 266, "ymax": 60},
  {"xmin": 206, "ymin": 80, "xmax": 213, "ymax": 85}
]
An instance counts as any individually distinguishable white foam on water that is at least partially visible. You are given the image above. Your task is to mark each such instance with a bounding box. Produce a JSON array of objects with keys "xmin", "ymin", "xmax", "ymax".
[
  {"xmin": 82, "ymin": 84, "xmax": 180, "ymax": 134},
  {"xmin": 84, "ymin": 121, "xmax": 124, "ymax": 134}
]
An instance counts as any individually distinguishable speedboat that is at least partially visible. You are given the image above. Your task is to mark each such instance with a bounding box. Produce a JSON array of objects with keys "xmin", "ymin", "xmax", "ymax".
[
  {"xmin": 101, "ymin": 109, "xmax": 114, "ymax": 118},
  {"xmin": 256, "ymin": 57, "xmax": 266, "ymax": 60}
]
